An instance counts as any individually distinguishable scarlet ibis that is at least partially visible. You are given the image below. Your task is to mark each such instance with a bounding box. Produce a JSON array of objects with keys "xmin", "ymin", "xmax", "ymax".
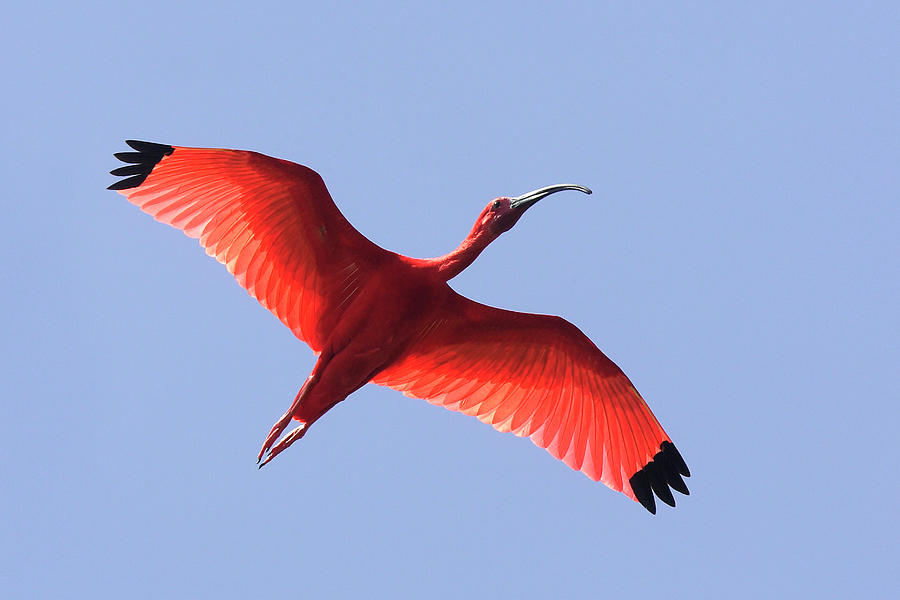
[{"xmin": 109, "ymin": 140, "xmax": 690, "ymax": 513}]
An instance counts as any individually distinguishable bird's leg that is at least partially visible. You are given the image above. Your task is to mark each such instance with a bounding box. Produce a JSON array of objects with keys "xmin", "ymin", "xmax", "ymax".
[
  {"xmin": 258, "ymin": 423, "xmax": 308, "ymax": 468},
  {"xmin": 257, "ymin": 376, "xmax": 313, "ymax": 465},
  {"xmin": 257, "ymin": 348, "xmax": 366, "ymax": 468}
]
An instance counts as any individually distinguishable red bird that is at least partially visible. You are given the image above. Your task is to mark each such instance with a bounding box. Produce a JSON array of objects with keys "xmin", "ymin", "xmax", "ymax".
[{"xmin": 109, "ymin": 140, "xmax": 690, "ymax": 513}]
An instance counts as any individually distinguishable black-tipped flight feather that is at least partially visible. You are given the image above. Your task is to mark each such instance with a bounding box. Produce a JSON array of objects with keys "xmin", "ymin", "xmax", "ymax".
[{"xmin": 108, "ymin": 140, "xmax": 173, "ymax": 190}]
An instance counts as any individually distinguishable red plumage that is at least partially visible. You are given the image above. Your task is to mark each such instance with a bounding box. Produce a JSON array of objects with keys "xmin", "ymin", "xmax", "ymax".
[{"xmin": 110, "ymin": 140, "xmax": 690, "ymax": 513}]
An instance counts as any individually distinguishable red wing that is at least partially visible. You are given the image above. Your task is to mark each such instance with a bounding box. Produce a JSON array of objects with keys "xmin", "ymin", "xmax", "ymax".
[
  {"xmin": 372, "ymin": 291, "xmax": 690, "ymax": 512},
  {"xmin": 109, "ymin": 140, "xmax": 390, "ymax": 353}
]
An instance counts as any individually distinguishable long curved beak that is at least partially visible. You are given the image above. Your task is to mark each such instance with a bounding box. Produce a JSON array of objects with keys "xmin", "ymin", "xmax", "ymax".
[{"xmin": 509, "ymin": 184, "xmax": 592, "ymax": 211}]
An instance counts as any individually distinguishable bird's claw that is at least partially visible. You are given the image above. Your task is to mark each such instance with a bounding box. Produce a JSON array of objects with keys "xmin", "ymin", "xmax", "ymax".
[
  {"xmin": 257, "ymin": 383, "xmax": 311, "ymax": 466},
  {"xmin": 258, "ymin": 423, "xmax": 307, "ymax": 468},
  {"xmin": 257, "ymin": 413, "xmax": 291, "ymax": 464}
]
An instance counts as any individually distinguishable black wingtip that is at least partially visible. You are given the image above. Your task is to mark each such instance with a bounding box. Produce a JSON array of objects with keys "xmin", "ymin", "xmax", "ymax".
[
  {"xmin": 629, "ymin": 470, "xmax": 656, "ymax": 514},
  {"xmin": 661, "ymin": 440, "xmax": 690, "ymax": 477},
  {"xmin": 108, "ymin": 140, "xmax": 174, "ymax": 190},
  {"xmin": 629, "ymin": 441, "xmax": 691, "ymax": 514},
  {"xmin": 125, "ymin": 139, "xmax": 174, "ymax": 154}
]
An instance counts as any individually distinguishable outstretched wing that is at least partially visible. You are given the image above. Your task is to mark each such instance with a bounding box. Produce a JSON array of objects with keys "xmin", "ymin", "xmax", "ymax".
[
  {"xmin": 372, "ymin": 291, "xmax": 690, "ymax": 513},
  {"xmin": 109, "ymin": 140, "xmax": 389, "ymax": 353}
]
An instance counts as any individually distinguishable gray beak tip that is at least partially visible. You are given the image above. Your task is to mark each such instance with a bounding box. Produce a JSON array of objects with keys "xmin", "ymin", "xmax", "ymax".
[{"xmin": 509, "ymin": 183, "xmax": 593, "ymax": 210}]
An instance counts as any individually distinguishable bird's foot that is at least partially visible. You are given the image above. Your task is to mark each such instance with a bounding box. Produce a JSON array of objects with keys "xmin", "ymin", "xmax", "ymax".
[
  {"xmin": 257, "ymin": 383, "xmax": 309, "ymax": 465},
  {"xmin": 256, "ymin": 410, "xmax": 294, "ymax": 464},
  {"xmin": 258, "ymin": 423, "xmax": 308, "ymax": 468}
]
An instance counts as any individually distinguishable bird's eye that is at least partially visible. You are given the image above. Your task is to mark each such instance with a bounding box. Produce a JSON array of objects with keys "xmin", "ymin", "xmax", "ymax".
[{"xmin": 492, "ymin": 200, "xmax": 502, "ymax": 211}]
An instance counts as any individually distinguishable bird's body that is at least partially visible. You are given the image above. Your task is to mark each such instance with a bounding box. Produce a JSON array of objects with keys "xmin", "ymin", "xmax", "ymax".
[{"xmin": 109, "ymin": 140, "xmax": 690, "ymax": 513}]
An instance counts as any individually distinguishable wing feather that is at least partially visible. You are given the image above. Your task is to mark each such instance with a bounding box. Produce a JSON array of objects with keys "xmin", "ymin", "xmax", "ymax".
[
  {"xmin": 110, "ymin": 141, "xmax": 389, "ymax": 352},
  {"xmin": 373, "ymin": 291, "xmax": 689, "ymax": 510}
]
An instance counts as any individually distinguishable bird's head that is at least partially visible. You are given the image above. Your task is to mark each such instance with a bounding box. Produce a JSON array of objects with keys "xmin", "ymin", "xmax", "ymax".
[
  {"xmin": 437, "ymin": 183, "xmax": 592, "ymax": 280},
  {"xmin": 474, "ymin": 184, "xmax": 593, "ymax": 238}
]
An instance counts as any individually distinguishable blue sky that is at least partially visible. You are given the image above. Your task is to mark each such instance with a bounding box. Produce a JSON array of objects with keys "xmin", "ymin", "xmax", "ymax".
[{"xmin": 2, "ymin": 2, "xmax": 897, "ymax": 597}]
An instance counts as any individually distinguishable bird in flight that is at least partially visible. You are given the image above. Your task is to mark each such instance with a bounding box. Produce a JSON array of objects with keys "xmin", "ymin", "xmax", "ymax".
[{"xmin": 109, "ymin": 140, "xmax": 690, "ymax": 513}]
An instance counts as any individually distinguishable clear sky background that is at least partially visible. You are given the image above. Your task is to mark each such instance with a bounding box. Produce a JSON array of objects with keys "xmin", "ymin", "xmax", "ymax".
[{"xmin": 2, "ymin": 2, "xmax": 897, "ymax": 598}]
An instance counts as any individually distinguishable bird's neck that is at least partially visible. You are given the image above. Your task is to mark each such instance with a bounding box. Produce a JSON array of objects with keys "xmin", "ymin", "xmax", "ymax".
[{"xmin": 429, "ymin": 231, "xmax": 494, "ymax": 281}]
